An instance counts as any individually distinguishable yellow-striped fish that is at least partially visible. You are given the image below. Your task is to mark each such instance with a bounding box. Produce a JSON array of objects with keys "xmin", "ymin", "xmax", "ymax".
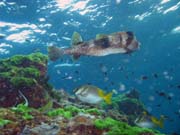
[
  {"xmin": 134, "ymin": 111, "xmax": 165, "ymax": 128},
  {"xmin": 73, "ymin": 85, "xmax": 113, "ymax": 104}
]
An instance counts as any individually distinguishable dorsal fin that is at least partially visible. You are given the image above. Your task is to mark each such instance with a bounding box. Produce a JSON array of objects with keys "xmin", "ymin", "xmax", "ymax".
[
  {"xmin": 96, "ymin": 34, "xmax": 107, "ymax": 40},
  {"xmin": 71, "ymin": 32, "xmax": 83, "ymax": 46}
]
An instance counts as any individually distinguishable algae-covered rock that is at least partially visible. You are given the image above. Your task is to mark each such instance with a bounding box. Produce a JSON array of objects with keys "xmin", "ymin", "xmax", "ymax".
[
  {"xmin": 0, "ymin": 53, "xmax": 166, "ymax": 135},
  {"xmin": 94, "ymin": 117, "xmax": 163, "ymax": 135},
  {"xmin": 21, "ymin": 123, "xmax": 60, "ymax": 135},
  {"xmin": 0, "ymin": 107, "xmax": 53, "ymax": 135},
  {"xmin": 0, "ymin": 104, "xmax": 165, "ymax": 135},
  {"xmin": 102, "ymin": 89, "xmax": 147, "ymax": 125},
  {"xmin": 0, "ymin": 53, "xmax": 52, "ymax": 108}
]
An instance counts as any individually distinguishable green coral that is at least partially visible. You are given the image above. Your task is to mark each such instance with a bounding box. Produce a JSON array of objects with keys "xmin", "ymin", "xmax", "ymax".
[
  {"xmin": 47, "ymin": 106, "xmax": 102, "ymax": 119},
  {"xmin": 47, "ymin": 108, "xmax": 72, "ymax": 119},
  {"xmin": 94, "ymin": 117, "xmax": 116, "ymax": 129},
  {"xmin": 94, "ymin": 117, "xmax": 163, "ymax": 135},
  {"xmin": 28, "ymin": 52, "xmax": 48, "ymax": 65},
  {"xmin": 0, "ymin": 67, "xmax": 40, "ymax": 79},
  {"xmin": 10, "ymin": 77, "xmax": 37, "ymax": 87},
  {"xmin": 11, "ymin": 103, "xmax": 34, "ymax": 120},
  {"xmin": 64, "ymin": 105, "xmax": 102, "ymax": 115},
  {"xmin": 85, "ymin": 108, "xmax": 102, "ymax": 115},
  {"xmin": 9, "ymin": 55, "xmax": 28, "ymax": 65},
  {"xmin": 15, "ymin": 67, "xmax": 40, "ymax": 78},
  {"xmin": 0, "ymin": 119, "xmax": 11, "ymax": 127},
  {"xmin": 8, "ymin": 52, "xmax": 48, "ymax": 66},
  {"xmin": 0, "ymin": 53, "xmax": 47, "ymax": 88},
  {"xmin": 64, "ymin": 105, "xmax": 82, "ymax": 113}
]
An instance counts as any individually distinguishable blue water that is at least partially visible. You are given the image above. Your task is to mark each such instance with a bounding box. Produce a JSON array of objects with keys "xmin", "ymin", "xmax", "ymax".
[{"xmin": 0, "ymin": 0, "xmax": 180, "ymax": 134}]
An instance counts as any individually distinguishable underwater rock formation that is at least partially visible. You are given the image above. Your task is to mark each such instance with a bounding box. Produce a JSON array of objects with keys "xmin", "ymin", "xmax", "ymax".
[
  {"xmin": 21, "ymin": 122, "xmax": 60, "ymax": 135},
  {"xmin": 0, "ymin": 105, "xmax": 164, "ymax": 135},
  {"xmin": 0, "ymin": 53, "xmax": 165, "ymax": 135},
  {"xmin": 0, "ymin": 53, "xmax": 52, "ymax": 108},
  {"xmin": 102, "ymin": 89, "xmax": 147, "ymax": 125}
]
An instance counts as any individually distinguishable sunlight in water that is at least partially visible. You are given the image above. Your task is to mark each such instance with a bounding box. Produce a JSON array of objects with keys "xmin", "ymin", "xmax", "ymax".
[
  {"xmin": 160, "ymin": 0, "xmax": 170, "ymax": 4},
  {"xmin": 55, "ymin": 0, "xmax": 90, "ymax": 15},
  {"xmin": 71, "ymin": 1, "xmax": 89, "ymax": 11},
  {"xmin": 56, "ymin": 0, "xmax": 73, "ymax": 9}
]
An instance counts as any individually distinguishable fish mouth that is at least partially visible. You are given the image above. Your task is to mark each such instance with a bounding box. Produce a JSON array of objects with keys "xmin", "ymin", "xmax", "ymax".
[
  {"xmin": 117, "ymin": 31, "xmax": 140, "ymax": 53},
  {"xmin": 127, "ymin": 40, "xmax": 139, "ymax": 51},
  {"xmin": 124, "ymin": 32, "xmax": 140, "ymax": 52}
]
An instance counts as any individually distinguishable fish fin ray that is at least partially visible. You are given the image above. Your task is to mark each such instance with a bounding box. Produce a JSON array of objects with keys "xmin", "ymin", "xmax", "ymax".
[
  {"xmin": 158, "ymin": 115, "xmax": 165, "ymax": 128},
  {"xmin": 98, "ymin": 89, "xmax": 105, "ymax": 98},
  {"xmin": 71, "ymin": 32, "xmax": 83, "ymax": 46},
  {"xmin": 151, "ymin": 116, "xmax": 164, "ymax": 128},
  {"xmin": 98, "ymin": 89, "xmax": 113, "ymax": 104},
  {"xmin": 103, "ymin": 92, "xmax": 113, "ymax": 104}
]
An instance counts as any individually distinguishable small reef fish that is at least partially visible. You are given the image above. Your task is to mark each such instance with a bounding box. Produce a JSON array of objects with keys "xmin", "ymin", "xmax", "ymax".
[
  {"xmin": 134, "ymin": 111, "xmax": 165, "ymax": 129},
  {"xmin": 54, "ymin": 63, "xmax": 80, "ymax": 68},
  {"xmin": 48, "ymin": 31, "xmax": 140, "ymax": 61},
  {"xmin": 73, "ymin": 85, "xmax": 113, "ymax": 104}
]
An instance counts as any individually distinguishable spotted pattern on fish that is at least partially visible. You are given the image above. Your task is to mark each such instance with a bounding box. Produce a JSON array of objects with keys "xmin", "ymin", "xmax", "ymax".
[
  {"xmin": 93, "ymin": 37, "xmax": 110, "ymax": 49},
  {"xmin": 126, "ymin": 31, "xmax": 134, "ymax": 45},
  {"xmin": 48, "ymin": 31, "xmax": 140, "ymax": 61}
]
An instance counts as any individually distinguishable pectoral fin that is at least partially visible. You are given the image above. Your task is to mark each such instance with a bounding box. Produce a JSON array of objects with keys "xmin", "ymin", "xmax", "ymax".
[
  {"xmin": 71, "ymin": 32, "xmax": 83, "ymax": 46},
  {"xmin": 151, "ymin": 116, "xmax": 164, "ymax": 128}
]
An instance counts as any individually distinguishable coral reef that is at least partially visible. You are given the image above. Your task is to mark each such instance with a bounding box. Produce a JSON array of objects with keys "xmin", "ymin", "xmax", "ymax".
[
  {"xmin": 0, "ymin": 53, "xmax": 52, "ymax": 108},
  {"xmin": 0, "ymin": 105, "xmax": 164, "ymax": 135},
  {"xmin": 94, "ymin": 117, "xmax": 163, "ymax": 135},
  {"xmin": 0, "ymin": 53, "xmax": 165, "ymax": 135},
  {"xmin": 102, "ymin": 89, "xmax": 147, "ymax": 125}
]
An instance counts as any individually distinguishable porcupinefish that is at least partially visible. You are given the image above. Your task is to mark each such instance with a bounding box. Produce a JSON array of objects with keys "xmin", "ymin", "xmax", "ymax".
[
  {"xmin": 73, "ymin": 85, "xmax": 113, "ymax": 104},
  {"xmin": 48, "ymin": 31, "xmax": 140, "ymax": 61}
]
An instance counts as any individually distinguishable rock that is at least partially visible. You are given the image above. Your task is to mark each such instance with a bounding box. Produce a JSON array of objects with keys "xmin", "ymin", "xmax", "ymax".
[
  {"xmin": 66, "ymin": 115, "xmax": 103, "ymax": 135},
  {"xmin": 21, "ymin": 122, "xmax": 60, "ymax": 135},
  {"xmin": 106, "ymin": 109, "xmax": 128, "ymax": 122},
  {"xmin": 125, "ymin": 89, "xmax": 140, "ymax": 99},
  {"xmin": 102, "ymin": 89, "xmax": 146, "ymax": 125},
  {"xmin": 0, "ymin": 53, "xmax": 52, "ymax": 108}
]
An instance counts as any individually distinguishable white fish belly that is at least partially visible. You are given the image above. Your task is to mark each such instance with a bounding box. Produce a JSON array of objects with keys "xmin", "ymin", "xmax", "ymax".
[
  {"xmin": 136, "ymin": 122, "xmax": 154, "ymax": 128},
  {"xmin": 77, "ymin": 94, "xmax": 102, "ymax": 104},
  {"xmin": 88, "ymin": 48, "xmax": 127, "ymax": 56}
]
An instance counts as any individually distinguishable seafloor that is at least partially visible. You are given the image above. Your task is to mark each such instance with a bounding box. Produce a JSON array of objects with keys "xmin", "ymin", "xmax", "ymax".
[{"xmin": 0, "ymin": 53, "xmax": 165, "ymax": 135}]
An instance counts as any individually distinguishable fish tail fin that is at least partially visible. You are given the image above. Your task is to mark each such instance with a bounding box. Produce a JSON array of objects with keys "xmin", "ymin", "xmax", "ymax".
[
  {"xmin": 158, "ymin": 115, "xmax": 165, "ymax": 128},
  {"xmin": 104, "ymin": 92, "xmax": 113, "ymax": 104},
  {"xmin": 151, "ymin": 115, "xmax": 165, "ymax": 128},
  {"xmin": 98, "ymin": 89, "xmax": 113, "ymax": 104},
  {"xmin": 48, "ymin": 46, "xmax": 64, "ymax": 61}
]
